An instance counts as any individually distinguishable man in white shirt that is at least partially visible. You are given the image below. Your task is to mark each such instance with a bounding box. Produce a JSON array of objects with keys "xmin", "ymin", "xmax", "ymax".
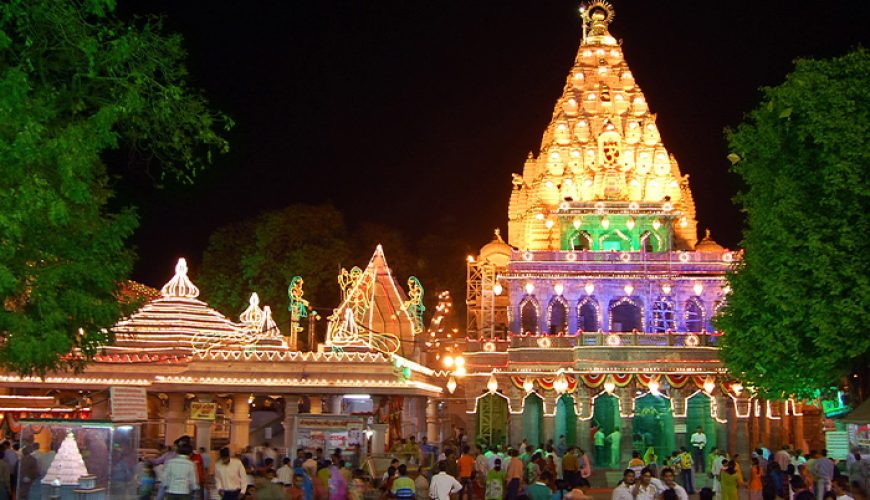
[
  {"xmin": 632, "ymin": 468, "xmax": 657, "ymax": 500},
  {"xmin": 429, "ymin": 461, "xmax": 462, "ymax": 500},
  {"xmin": 276, "ymin": 457, "xmax": 294, "ymax": 485},
  {"xmin": 214, "ymin": 447, "xmax": 248, "ymax": 500},
  {"xmin": 660, "ymin": 467, "xmax": 689, "ymax": 500},
  {"xmin": 163, "ymin": 443, "xmax": 200, "ymax": 499},
  {"xmin": 690, "ymin": 427, "xmax": 707, "ymax": 473},
  {"xmin": 831, "ymin": 476, "xmax": 854, "ymax": 500},
  {"xmin": 612, "ymin": 469, "xmax": 636, "ymax": 500}
]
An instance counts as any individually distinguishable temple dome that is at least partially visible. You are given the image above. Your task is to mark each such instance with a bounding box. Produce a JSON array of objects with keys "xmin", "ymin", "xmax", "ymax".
[
  {"xmin": 479, "ymin": 229, "xmax": 512, "ymax": 267},
  {"xmin": 695, "ymin": 229, "xmax": 725, "ymax": 252}
]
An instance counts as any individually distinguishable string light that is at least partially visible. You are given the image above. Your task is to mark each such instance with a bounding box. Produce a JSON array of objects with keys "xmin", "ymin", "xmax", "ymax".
[
  {"xmin": 447, "ymin": 376, "xmax": 457, "ymax": 394},
  {"xmin": 525, "ymin": 282, "xmax": 535, "ymax": 295},
  {"xmin": 487, "ymin": 373, "xmax": 499, "ymax": 393}
]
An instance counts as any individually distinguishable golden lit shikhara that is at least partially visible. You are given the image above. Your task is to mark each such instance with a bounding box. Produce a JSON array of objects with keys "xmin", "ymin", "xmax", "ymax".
[{"xmin": 508, "ymin": 0, "xmax": 698, "ymax": 250}]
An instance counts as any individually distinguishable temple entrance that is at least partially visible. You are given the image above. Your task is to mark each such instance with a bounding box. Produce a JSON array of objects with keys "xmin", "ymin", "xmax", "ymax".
[
  {"xmin": 632, "ymin": 394, "xmax": 675, "ymax": 465},
  {"xmin": 522, "ymin": 393, "xmax": 544, "ymax": 446},
  {"xmin": 554, "ymin": 394, "xmax": 577, "ymax": 446},
  {"xmin": 477, "ymin": 393, "xmax": 509, "ymax": 448},
  {"xmin": 685, "ymin": 393, "xmax": 717, "ymax": 467},
  {"xmin": 591, "ymin": 394, "xmax": 621, "ymax": 467}
]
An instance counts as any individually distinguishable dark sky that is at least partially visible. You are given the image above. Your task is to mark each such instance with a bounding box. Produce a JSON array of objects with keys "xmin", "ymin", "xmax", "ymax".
[{"xmin": 116, "ymin": 1, "xmax": 869, "ymax": 286}]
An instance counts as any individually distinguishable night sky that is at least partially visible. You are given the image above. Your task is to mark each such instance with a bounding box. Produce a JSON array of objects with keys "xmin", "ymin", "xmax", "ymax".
[{"xmin": 115, "ymin": 1, "xmax": 869, "ymax": 287}]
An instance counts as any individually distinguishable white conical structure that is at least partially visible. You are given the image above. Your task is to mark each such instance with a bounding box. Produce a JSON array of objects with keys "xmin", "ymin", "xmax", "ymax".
[{"xmin": 42, "ymin": 432, "xmax": 89, "ymax": 485}]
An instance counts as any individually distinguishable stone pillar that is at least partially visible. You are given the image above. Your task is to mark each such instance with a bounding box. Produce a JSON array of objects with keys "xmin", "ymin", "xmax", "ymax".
[
  {"xmin": 782, "ymin": 401, "xmax": 793, "ymax": 447},
  {"xmin": 371, "ymin": 423, "xmax": 388, "ymax": 455},
  {"xmin": 194, "ymin": 421, "xmax": 212, "ymax": 453},
  {"xmin": 576, "ymin": 394, "xmax": 591, "ymax": 450},
  {"xmin": 426, "ymin": 398, "xmax": 439, "ymax": 444},
  {"xmin": 760, "ymin": 400, "xmax": 771, "ymax": 449},
  {"xmin": 793, "ymin": 402, "xmax": 807, "ymax": 453},
  {"xmin": 91, "ymin": 393, "xmax": 110, "ymax": 419},
  {"xmin": 330, "ymin": 396, "xmax": 343, "ymax": 415},
  {"xmin": 750, "ymin": 400, "xmax": 760, "ymax": 451},
  {"xmin": 164, "ymin": 393, "xmax": 187, "ymax": 448},
  {"xmin": 230, "ymin": 394, "xmax": 251, "ymax": 453},
  {"xmin": 510, "ymin": 396, "xmax": 524, "ymax": 447},
  {"xmin": 309, "ymin": 396, "xmax": 322, "ymax": 415},
  {"xmin": 283, "ymin": 396, "xmax": 300, "ymax": 457},
  {"xmin": 619, "ymin": 391, "xmax": 634, "ymax": 467}
]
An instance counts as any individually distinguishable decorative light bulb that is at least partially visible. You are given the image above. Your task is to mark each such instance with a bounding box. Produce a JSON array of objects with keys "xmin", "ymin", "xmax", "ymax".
[
  {"xmin": 624, "ymin": 284, "xmax": 634, "ymax": 296},
  {"xmin": 454, "ymin": 356, "xmax": 465, "ymax": 368},
  {"xmin": 648, "ymin": 379, "xmax": 661, "ymax": 395},
  {"xmin": 545, "ymin": 219, "xmax": 555, "ymax": 229},
  {"xmin": 554, "ymin": 371, "xmax": 569, "ymax": 394},
  {"xmin": 487, "ymin": 373, "xmax": 499, "ymax": 393},
  {"xmin": 732, "ymin": 382, "xmax": 743, "ymax": 396},
  {"xmin": 604, "ymin": 377, "xmax": 616, "ymax": 394},
  {"xmin": 703, "ymin": 376, "xmax": 716, "ymax": 395},
  {"xmin": 447, "ymin": 376, "xmax": 457, "ymax": 394},
  {"xmin": 601, "ymin": 216, "xmax": 610, "ymax": 230},
  {"xmin": 722, "ymin": 285, "xmax": 731, "ymax": 295},
  {"xmin": 443, "ymin": 356, "xmax": 454, "ymax": 368},
  {"xmin": 523, "ymin": 378, "xmax": 534, "ymax": 393},
  {"xmin": 585, "ymin": 282, "xmax": 595, "ymax": 295},
  {"xmin": 626, "ymin": 217, "xmax": 635, "ymax": 230},
  {"xmin": 680, "ymin": 217, "xmax": 688, "ymax": 228},
  {"xmin": 493, "ymin": 283, "xmax": 503, "ymax": 296},
  {"xmin": 573, "ymin": 218, "xmax": 582, "ymax": 229},
  {"xmin": 661, "ymin": 283, "xmax": 672, "ymax": 295},
  {"xmin": 554, "ymin": 283, "xmax": 564, "ymax": 296},
  {"xmin": 652, "ymin": 219, "xmax": 661, "ymax": 230},
  {"xmin": 454, "ymin": 366, "xmax": 467, "ymax": 377},
  {"xmin": 525, "ymin": 283, "xmax": 535, "ymax": 295},
  {"xmin": 535, "ymin": 213, "xmax": 545, "ymax": 220},
  {"xmin": 694, "ymin": 283, "xmax": 704, "ymax": 296}
]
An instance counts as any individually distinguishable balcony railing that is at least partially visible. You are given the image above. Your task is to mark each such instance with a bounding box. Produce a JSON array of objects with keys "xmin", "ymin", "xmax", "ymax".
[
  {"xmin": 467, "ymin": 330, "xmax": 722, "ymax": 351},
  {"xmin": 510, "ymin": 250, "xmax": 737, "ymax": 264}
]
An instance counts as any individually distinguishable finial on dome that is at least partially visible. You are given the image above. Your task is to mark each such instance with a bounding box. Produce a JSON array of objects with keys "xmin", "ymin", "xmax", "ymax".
[
  {"xmin": 494, "ymin": 228, "xmax": 505, "ymax": 242},
  {"xmin": 160, "ymin": 258, "xmax": 200, "ymax": 298},
  {"xmin": 581, "ymin": 1, "xmax": 617, "ymax": 46},
  {"xmin": 259, "ymin": 305, "xmax": 278, "ymax": 335},
  {"xmin": 240, "ymin": 292, "xmax": 264, "ymax": 325},
  {"xmin": 705, "ymin": 228, "xmax": 711, "ymax": 239}
]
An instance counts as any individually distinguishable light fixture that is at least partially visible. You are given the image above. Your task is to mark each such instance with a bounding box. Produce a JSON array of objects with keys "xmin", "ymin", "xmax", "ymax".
[
  {"xmin": 652, "ymin": 219, "xmax": 661, "ymax": 230},
  {"xmin": 443, "ymin": 356, "xmax": 454, "ymax": 368},
  {"xmin": 447, "ymin": 376, "xmax": 457, "ymax": 394},
  {"xmin": 525, "ymin": 282, "xmax": 535, "ymax": 295},
  {"xmin": 680, "ymin": 217, "xmax": 688, "ymax": 228},
  {"xmin": 493, "ymin": 283, "xmax": 503, "ymax": 296},
  {"xmin": 732, "ymin": 382, "xmax": 743, "ymax": 396},
  {"xmin": 545, "ymin": 219, "xmax": 555, "ymax": 230},
  {"xmin": 648, "ymin": 378, "xmax": 661, "ymax": 395},
  {"xmin": 554, "ymin": 283, "xmax": 564, "ymax": 296},
  {"xmin": 585, "ymin": 282, "xmax": 595, "ymax": 295},
  {"xmin": 694, "ymin": 282, "xmax": 704, "ymax": 296},
  {"xmin": 722, "ymin": 285, "xmax": 731, "ymax": 295},
  {"xmin": 454, "ymin": 356, "xmax": 465, "ymax": 368},
  {"xmin": 554, "ymin": 371, "xmax": 569, "ymax": 394},
  {"xmin": 248, "ymin": 394, "xmax": 254, "ymax": 405},
  {"xmin": 661, "ymin": 283, "xmax": 672, "ymax": 295},
  {"xmin": 703, "ymin": 376, "xmax": 716, "ymax": 395},
  {"xmin": 573, "ymin": 218, "xmax": 582, "ymax": 229},
  {"xmin": 626, "ymin": 217, "xmax": 635, "ymax": 230},
  {"xmin": 467, "ymin": 255, "xmax": 474, "ymax": 263},
  {"xmin": 601, "ymin": 216, "xmax": 610, "ymax": 230},
  {"xmin": 343, "ymin": 394, "xmax": 371, "ymax": 400},
  {"xmin": 624, "ymin": 284, "xmax": 634, "ymax": 296},
  {"xmin": 604, "ymin": 377, "xmax": 616, "ymax": 394},
  {"xmin": 487, "ymin": 373, "xmax": 498, "ymax": 393},
  {"xmin": 523, "ymin": 378, "xmax": 535, "ymax": 393},
  {"xmin": 454, "ymin": 366, "xmax": 467, "ymax": 377}
]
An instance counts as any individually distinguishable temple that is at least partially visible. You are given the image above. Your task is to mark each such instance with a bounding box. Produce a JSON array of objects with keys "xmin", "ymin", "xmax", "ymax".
[{"xmin": 459, "ymin": 1, "xmax": 822, "ymax": 467}]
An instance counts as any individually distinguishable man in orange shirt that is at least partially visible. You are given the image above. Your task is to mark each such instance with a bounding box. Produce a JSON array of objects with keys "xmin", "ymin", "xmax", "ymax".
[
  {"xmin": 458, "ymin": 445, "xmax": 476, "ymax": 500},
  {"xmin": 505, "ymin": 449, "xmax": 524, "ymax": 500}
]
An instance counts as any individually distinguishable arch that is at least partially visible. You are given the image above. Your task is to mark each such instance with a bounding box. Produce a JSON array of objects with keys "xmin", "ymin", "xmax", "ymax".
[
  {"xmin": 477, "ymin": 393, "xmax": 509, "ymax": 448},
  {"xmin": 651, "ymin": 296, "xmax": 676, "ymax": 333},
  {"xmin": 577, "ymin": 297, "xmax": 600, "ymax": 333},
  {"xmin": 522, "ymin": 393, "xmax": 544, "ymax": 446},
  {"xmin": 554, "ymin": 394, "xmax": 577, "ymax": 446},
  {"xmin": 591, "ymin": 394, "xmax": 622, "ymax": 467},
  {"xmin": 570, "ymin": 230, "xmax": 593, "ymax": 251},
  {"xmin": 640, "ymin": 230, "xmax": 663, "ymax": 252},
  {"xmin": 609, "ymin": 298, "xmax": 644, "ymax": 332},
  {"xmin": 685, "ymin": 392, "xmax": 717, "ymax": 466},
  {"xmin": 519, "ymin": 297, "xmax": 540, "ymax": 334},
  {"xmin": 633, "ymin": 393, "xmax": 675, "ymax": 464},
  {"xmin": 548, "ymin": 296, "xmax": 569, "ymax": 334},
  {"xmin": 684, "ymin": 298, "xmax": 705, "ymax": 333},
  {"xmin": 599, "ymin": 229, "xmax": 630, "ymax": 252}
]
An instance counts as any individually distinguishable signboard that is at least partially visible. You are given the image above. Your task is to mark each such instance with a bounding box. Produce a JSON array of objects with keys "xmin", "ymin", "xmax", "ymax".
[
  {"xmin": 296, "ymin": 415, "xmax": 366, "ymax": 452},
  {"xmin": 673, "ymin": 423, "xmax": 687, "ymax": 434},
  {"xmin": 109, "ymin": 387, "xmax": 148, "ymax": 422},
  {"xmin": 825, "ymin": 431, "xmax": 849, "ymax": 460},
  {"xmin": 190, "ymin": 402, "xmax": 217, "ymax": 421},
  {"xmin": 848, "ymin": 424, "xmax": 870, "ymax": 456}
]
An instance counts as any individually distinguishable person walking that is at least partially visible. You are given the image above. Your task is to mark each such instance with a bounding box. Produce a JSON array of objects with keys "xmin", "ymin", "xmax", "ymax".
[
  {"xmin": 813, "ymin": 449, "xmax": 835, "ymax": 500},
  {"xmin": 612, "ymin": 469, "xmax": 637, "ymax": 500},
  {"xmin": 749, "ymin": 457, "xmax": 764, "ymax": 500},
  {"xmin": 848, "ymin": 452, "xmax": 870, "ymax": 495},
  {"xmin": 594, "ymin": 428, "xmax": 606, "ymax": 467},
  {"xmin": 720, "ymin": 461, "xmax": 742, "ymax": 500},
  {"xmin": 390, "ymin": 464, "xmax": 416, "ymax": 500},
  {"xmin": 214, "ymin": 447, "xmax": 248, "ymax": 500},
  {"xmin": 484, "ymin": 458, "xmax": 505, "ymax": 500},
  {"xmin": 163, "ymin": 443, "xmax": 200, "ymax": 500},
  {"xmin": 458, "ymin": 445, "xmax": 476, "ymax": 500},
  {"xmin": 691, "ymin": 427, "xmax": 707, "ymax": 474},
  {"xmin": 677, "ymin": 447, "xmax": 695, "ymax": 494},
  {"xmin": 429, "ymin": 461, "xmax": 462, "ymax": 500},
  {"xmin": 505, "ymin": 449, "xmax": 523, "ymax": 500}
]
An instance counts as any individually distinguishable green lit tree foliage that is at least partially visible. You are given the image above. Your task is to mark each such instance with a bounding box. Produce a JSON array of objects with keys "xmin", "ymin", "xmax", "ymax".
[
  {"xmin": 716, "ymin": 49, "xmax": 870, "ymax": 399},
  {"xmin": 0, "ymin": 0, "xmax": 231, "ymax": 375}
]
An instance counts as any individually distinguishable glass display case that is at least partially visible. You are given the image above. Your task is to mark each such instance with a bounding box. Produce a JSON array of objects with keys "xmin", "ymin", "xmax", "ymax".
[{"xmin": 16, "ymin": 419, "xmax": 140, "ymax": 500}]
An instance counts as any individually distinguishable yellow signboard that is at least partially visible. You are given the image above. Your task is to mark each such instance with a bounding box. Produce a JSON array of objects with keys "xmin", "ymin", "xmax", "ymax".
[{"xmin": 190, "ymin": 402, "xmax": 217, "ymax": 421}]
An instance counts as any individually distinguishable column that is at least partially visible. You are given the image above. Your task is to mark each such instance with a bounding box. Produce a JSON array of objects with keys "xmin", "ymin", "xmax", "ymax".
[
  {"xmin": 309, "ymin": 396, "xmax": 323, "ymax": 415},
  {"xmin": 164, "ymin": 393, "xmax": 187, "ymax": 448},
  {"xmin": 671, "ymin": 389, "xmax": 687, "ymax": 449},
  {"xmin": 283, "ymin": 396, "xmax": 300, "ymax": 457},
  {"xmin": 782, "ymin": 401, "xmax": 793, "ymax": 447},
  {"xmin": 509, "ymin": 396, "xmax": 524, "ymax": 447},
  {"xmin": 576, "ymin": 393, "xmax": 591, "ymax": 451},
  {"xmin": 750, "ymin": 400, "xmax": 760, "ymax": 452},
  {"xmin": 760, "ymin": 400, "xmax": 771, "ymax": 449},
  {"xmin": 371, "ymin": 423, "xmax": 388, "ymax": 455},
  {"xmin": 230, "ymin": 394, "xmax": 251, "ymax": 453},
  {"xmin": 426, "ymin": 398, "xmax": 439, "ymax": 444},
  {"xmin": 793, "ymin": 401, "xmax": 807, "ymax": 453},
  {"xmin": 330, "ymin": 396, "xmax": 343, "ymax": 414},
  {"xmin": 194, "ymin": 421, "xmax": 212, "ymax": 453},
  {"xmin": 619, "ymin": 391, "xmax": 633, "ymax": 467},
  {"xmin": 542, "ymin": 395, "xmax": 556, "ymax": 445}
]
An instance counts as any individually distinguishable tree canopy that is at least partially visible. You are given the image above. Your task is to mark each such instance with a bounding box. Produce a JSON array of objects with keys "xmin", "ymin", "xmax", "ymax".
[
  {"xmin": 715, "ymin": 49, "xmax": 870, "ymax": 399},
  {"xmin": 0, "ymin": 0, "xmax": 231, "ymax": 375}
]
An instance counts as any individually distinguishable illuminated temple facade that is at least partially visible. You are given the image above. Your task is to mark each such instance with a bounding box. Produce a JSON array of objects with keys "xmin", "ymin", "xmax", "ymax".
[{"xmin": 460, "ymin": 2, "xmax": 822, "ymax": 466}]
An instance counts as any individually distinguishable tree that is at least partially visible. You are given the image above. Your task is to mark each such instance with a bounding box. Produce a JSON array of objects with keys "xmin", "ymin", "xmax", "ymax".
[
  {"xmin": 715, "ymin": 49, "xmax": 870, "ymax": 399},
  {"xmin": 0, "ymin": 0, "xmax": 231, "ymax": 375},
  {"xmin": 199, "ymin": 205, "xmax": 352, "ymax": 331}
]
